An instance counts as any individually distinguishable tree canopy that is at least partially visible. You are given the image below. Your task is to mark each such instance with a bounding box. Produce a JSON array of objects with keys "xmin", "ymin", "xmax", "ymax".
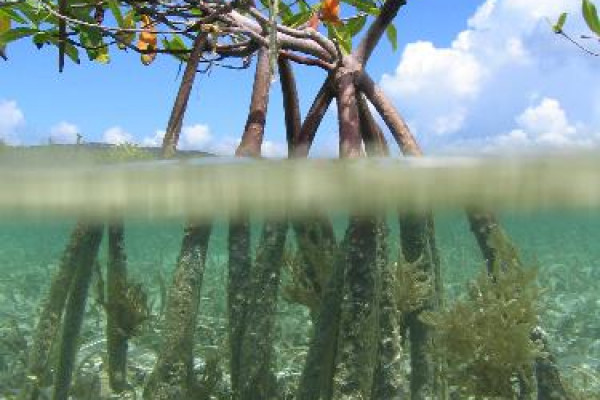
[{"xmin": 0, "ymin": 0, "xmax": 398, "ymax": 70}]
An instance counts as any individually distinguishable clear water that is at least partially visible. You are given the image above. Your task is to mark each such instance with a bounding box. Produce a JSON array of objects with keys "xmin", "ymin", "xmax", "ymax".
[{"xmin": 0, "ymin": 151, "xmax": 599, "ymax": 399}]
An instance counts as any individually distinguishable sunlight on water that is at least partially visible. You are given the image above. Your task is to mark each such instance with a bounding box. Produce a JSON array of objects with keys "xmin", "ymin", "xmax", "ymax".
[{"xmin": 1, "ymin": 153, "xmax": 600, "ymax": 219}]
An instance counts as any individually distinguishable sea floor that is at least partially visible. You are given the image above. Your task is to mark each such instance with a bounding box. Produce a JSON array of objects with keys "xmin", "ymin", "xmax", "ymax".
[{"xmin": 0, "ymin": 211, "xmax": 598, "ymax": 399}]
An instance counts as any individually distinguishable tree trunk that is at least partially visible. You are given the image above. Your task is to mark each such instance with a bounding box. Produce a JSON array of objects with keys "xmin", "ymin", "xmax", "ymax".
[{"xmin": 161, "ymin": 33, "xmax": 208, "ymax": 158}]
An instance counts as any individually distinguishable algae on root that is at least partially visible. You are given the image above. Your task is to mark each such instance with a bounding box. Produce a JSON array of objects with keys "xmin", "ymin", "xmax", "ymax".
[
  {"xmin": 21, "ymin": 222, "xmax": 103, "ymax": 400},
  {"xmin": 399, "ymin": 213, "xmax": 443, "ymax": 400},
  {"xmin": 422, "ymin": 264, "xmax": 540, "ymax": 398},
  {"xmin": 283, "ymin": 218, "xmax": 337, "ymax": 319},
  {"xmin": 52, "ymin": 223, "xmax": 104, "ymax": 400},
  {"xmin": 332, "ymin": 217, "xmax": 383, "ymax": 400},
  {"xmin": 238, "ymin": 219, "xmax": 288, "ymax": 400},
  {"xmin": 143, "ymin": 223, "xmax": 212, "ymax": 400}
]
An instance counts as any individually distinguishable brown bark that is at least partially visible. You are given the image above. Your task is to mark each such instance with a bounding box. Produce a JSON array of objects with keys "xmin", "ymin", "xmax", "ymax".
[
  {"xmin": 356, "ymin": 93, "xmax": 390, "ymax": 157},
  {"xmin": 228, "ymin": 46, "xmax": 273, "ymax": 397},
  {"xmin": 162, "ymin": 33, "xmax": 208, "ymax": 158},
  {"xmin": 228, "ymin": 10, "xmax": 335, "ymax": 62},
  {"xmin": 236, "ymin": 46, "xmax": 272, "ymax": 157},
  {"xmin": 356, "ymin": 71, "xmax": 421, "ymax": 156},
  {"xmin": 335, "ymin": 65, "xmax": 363, "ymax": 158},
  {"xmin": 281, "ymin": 56, "xmax": 341, "ymax": 356},
  {"xmin": 291, "ymin": 76, "xmax": 335, "ymax": 158},
  {"xmin": 278, "ymin": 57, "xmax": 302, "ymax": 155},
  {"xmin": 354, "ymin": 0, "xmax": 408, "ymax": 66}
]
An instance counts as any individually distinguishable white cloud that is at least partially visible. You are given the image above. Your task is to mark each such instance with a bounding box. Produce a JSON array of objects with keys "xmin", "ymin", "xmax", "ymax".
[
  {"xmin": 103, "ymin": 126, "xmax": 133, "ymax": 144},
  {"xmin": 0, "ymin": 99, "xmax": 25, "ymax": 143},
  {"xmin": 141, "ymin": 130, "xmax": 164, "ymax": 147},
  {"xmin": 141, "ymin": 124, "xmax": 211, "ymax": 150},
  {"xmin": 516, "ymin": 98, "xmax": 575, "ymax": 138},
  {"xmin": 380, "ymin": 0, "xmax": 598, "ymax": 150},
  {"xmin": 179, "ymin": 124, "xmax": 212, "ymax": 150},
  {"xmin": 49, "ymin": 121, "xmax": 79, "ymax": 144},
  {"xmin": 381, "ymin": 40, "xmax": 483, "ymax": 135},
  {"xmin": 208, "ymin": 136, "xmax": 240, "ymax": 156},
  {"xmin": 382, "ymin": 41, "xmax": 484, "ymax": 99},
  {"xmin": 140, "ymin": 124, "xmax": 286, "ymax": 157},
  {"xmin": 261, "ymin": 140, "xmax": 287, "ymax": 158},
  {"xmin": 488, "ymin": 98, "xmax": 594, "ymax": 152}
]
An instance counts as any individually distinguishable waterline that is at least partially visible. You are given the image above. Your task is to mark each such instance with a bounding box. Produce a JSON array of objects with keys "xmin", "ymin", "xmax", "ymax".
[{"xmin": 1, "ymin": 155, "xmax": 599, "ymax": 219}]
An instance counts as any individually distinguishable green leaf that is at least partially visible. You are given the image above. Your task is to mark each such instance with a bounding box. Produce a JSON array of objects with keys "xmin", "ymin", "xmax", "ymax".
[
  {"xmin": 116, "ymin": 10, "xmax": 136, "ymax": 49},
  {"xmin": 298, "ymin": 1, "xmax": 309, "ymax": 13},
  {"xmin": 582, "ymin": 0, "xmax": 600, "ymax": 36},
  {"xmin": 16, "ymin": 1, "xmax": 59, "ymax": 26},
  {"xmin": 162, "ymin": 35, "xmax": 188, "ymax": 61},
  {"xmin": 346, "ymin": 14, "xmax": 367, "ymax": 37},
  {"xmin": 63, "ymin": 42, "xmax": 80, "ymax": 64},
  {"xmin": 79, "ymin": 26, "xmax": 104, "ymax": 60},
  {"xmin": 0, "ymin": 14, "xmax": 9, "ymax": 34},
  {"xmin": 283, "ymin": 9, "xmax": 312, "ymax": 28},
  {"xmin": 553, "ymin": 12, "xmax": 568, "ymax": 33},
  {"xmin": 32, "ymin": 30, "xmax": 52, "ymax": 48},
  {"xmin": 341, "ymin": 0, "xmax": 378, "ymax": 15},
  {"xmin": 108, "ymin": 0, "xmax": 124, "ymax": 27},
  {"xmin": 0, "ymin": 8, "xmax": 27, "ymax": 24},
  {"xmin": 44, "ymin": 34, "xmax": 81, "ymax": 64},
  {"xmin": 0, "ymin": 26, "xmax": 37, "ymax": 45},
  {"xmin": 278, "ymin": 1, "xmax": 293, "ymax": 19},
  {"xmin": 0, "ymin": 14, "xmax": 9, "ymax": 56},
  {"xmin": 329, "ymin": 25, "xmax": 352, "ymax": 55},
  {"xmin": 386, "ymin": 23, "xmax": 397, "ymax": 51},
  {"xmin": 94, "ymin": 45, "xmax": 110, "ymax": 64}
]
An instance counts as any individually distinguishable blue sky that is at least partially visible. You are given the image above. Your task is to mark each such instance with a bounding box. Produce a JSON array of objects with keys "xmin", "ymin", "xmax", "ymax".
[{"xmin": 1, "ymin": 0, "xmax": 599, "ymax": 156}]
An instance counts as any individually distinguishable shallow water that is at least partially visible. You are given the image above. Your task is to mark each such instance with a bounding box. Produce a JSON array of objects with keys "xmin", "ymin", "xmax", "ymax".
[{"xmin": 0, "ymin": 152, "xmax": 599, "ymax": 399}]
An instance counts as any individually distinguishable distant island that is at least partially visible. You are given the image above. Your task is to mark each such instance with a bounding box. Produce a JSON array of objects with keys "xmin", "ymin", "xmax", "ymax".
[{"xmin": 0, "ymin": 142, "xmax": 215, "ymax": 164}]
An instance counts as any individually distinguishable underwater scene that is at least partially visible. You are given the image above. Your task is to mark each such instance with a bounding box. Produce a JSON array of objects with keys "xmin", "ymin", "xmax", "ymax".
[{"xmin": 0, "ymin": 148, "xmax": 599, "ymax": 400}]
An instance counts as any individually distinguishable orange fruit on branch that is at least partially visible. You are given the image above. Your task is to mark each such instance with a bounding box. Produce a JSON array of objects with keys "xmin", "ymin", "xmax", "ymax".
[
  {"xmin": 137, "ymin": 15, "xmax": 157, "ymax": 65},
  {"xmin": 320, "ymin": 0, "xmax": 342, "ymax": 26}
]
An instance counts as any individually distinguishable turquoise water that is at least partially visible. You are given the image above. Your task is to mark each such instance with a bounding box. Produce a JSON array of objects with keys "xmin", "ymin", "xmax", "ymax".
[{"xmin": 0, "ymin": 155, "xmax": 599, "ymax": 399}]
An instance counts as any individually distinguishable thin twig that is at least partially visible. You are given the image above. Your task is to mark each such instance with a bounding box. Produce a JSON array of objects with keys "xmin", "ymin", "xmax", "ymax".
[
  {"xmin": 280, "ymin": 49, "xmax": 334, "ymax": 70},
  {"xmin": 557, "ymin": 30, "xmax": 599, "ymax": 56}
]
